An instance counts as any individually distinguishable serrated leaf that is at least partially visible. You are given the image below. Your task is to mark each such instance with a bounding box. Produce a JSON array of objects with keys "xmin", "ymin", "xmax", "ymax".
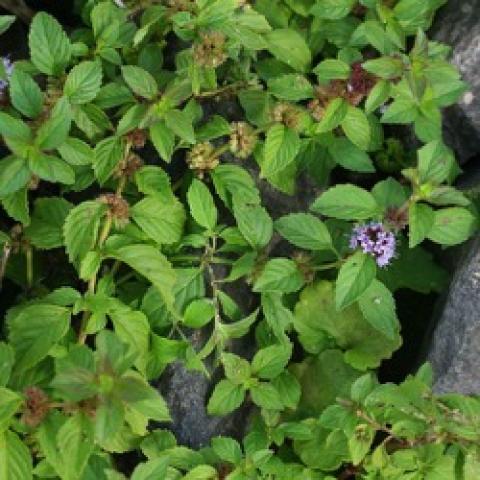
[
  {"xmin": 131, "ymin": 196, "xmax": 186, "ymax": 244},
  {"xmin": 358, "ymin": 280, "xmax": 399, "ymax": 340},
  {"xmin": 316, "ymin": 97, "xmax": 348, "ymax": 133},
  {"xmin": 165, "ymin": 109, "xmax": 195, "ymax": 144},
  {"xmin": 187, "ymin": 179, "xmax": 217, "ymax": 231},
  {"xmin": 329, "ymin": 137, "xmax": 375, "ymax": 173},
  {"xmin": 250, "ymin": 383, "xmax": 284, "ymax": 410},
  {"xmin": 336, "ymin": 251, "xmax": 376, "ymax": 310},
  {"xmin": 408, "ymin": 202, "xmax": 434, "ymax": 248},
  {"xmin": 253, "ymin": 258, "xmax": 304, "ymax": 293},
  {"xmin": 29, "ymin": 153, "xmax": 75, "ymax": 185},
  {"xmin": 341, "ymin": 106, "xmax": 371, "ymax": 151},
  {"xmin": 262, "ymin": 124, "xmax": 300, "ymax": 178},
  {"xmin": 35, "ymin": 97, "xmax": 72, "ymax": 151},
  {"xmin": 207, "ymin": 379, "xmax": 245, "ymax": 416},
  {"xmin": 93, "ymin": 136, "xmax": 124, "ymax": 184},
  {"xmin": 63, "ymin": 200, "xmax": 107, "ymax": 265},
  {"xmin": 64, "ymin": 61, "xmax": 103, "ymax": 105},
  {"xmin": 29, "ymin": 12, "xmax": 71, "ymax": 75},
  {"xmin": 122, "ymin": 65, "xmax": 158, "ymax": 100},
  {"xmin": 150, "ymin": 122, "xmax": 175, "ymax": 163},
  {"xmin": 8, "ymin": 303, "xmax": 71, "ymax": 373},
  {"xmin": 427, "ymin": 208, "xmax": 477, "ymax": 246},
  {"xmin": 0, "ymin": 430, "xmax": 33, "ymax": 480},
  {"xmin": 275, "ymin": 213, "xmax": 332, "ymax": 250},
  {"xmin": 232, "ymin": 199, "xmax": 273, "ymax": 249},
  {"xmin": 311, "ymin": 185, "xmax": 379, "ymax": 220},
  {"xmin": 265, "ymin": 29, "xmax": 311, "ymax": 72},
  {"xmin": 251, "ymin": 343, "xmax": 292, "ymax": 380},
  {"xmin": 268, "ymin": 74, "xmax": 314, "ymax": 101},
  {"xmin": 9, "ymin": 69, "xmax": 43, "ymax": 119},
  {"xmin": 0, "ymin": 157, "xmax": 30, "ymax": 198}
]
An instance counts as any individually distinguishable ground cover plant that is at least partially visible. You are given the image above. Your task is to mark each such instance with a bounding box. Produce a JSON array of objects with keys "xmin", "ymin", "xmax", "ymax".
[{"xmin": 0, "ymin": 0, "xmax": 479, "ymax": 478}]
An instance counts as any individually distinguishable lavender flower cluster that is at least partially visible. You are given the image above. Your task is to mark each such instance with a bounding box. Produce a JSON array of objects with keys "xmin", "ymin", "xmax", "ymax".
[
  {"xmin": 349, "ymin": 222, "xmax": 396, "ymax": 267},
  {"xmin": 0, "ymin": 57, "xmax": 13, "ymax": 94}
]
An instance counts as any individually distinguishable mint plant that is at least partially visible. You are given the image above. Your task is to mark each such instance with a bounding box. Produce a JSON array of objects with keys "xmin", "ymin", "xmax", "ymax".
[{"xmin": 0, "ymin": 0, "xmax": 478, "ymax": 479}]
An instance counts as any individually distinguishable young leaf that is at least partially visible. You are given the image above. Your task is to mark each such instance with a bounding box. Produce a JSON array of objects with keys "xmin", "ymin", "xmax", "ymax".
[
  {"xmin": 93, "ymin": 136, "xmax": 124, "ymax": 184},
  {"xmin": 275, "ymin": 213, "xmax": 332, "ymax": 250},
  {"xmin": 207, "ymin": 379, "xmax": 245, "ymax": 416},
  {"xmin": 150, "ymin": 122, "xmax": 175, "ymax": 163},
  {"xmin": 341, "ymin": 106, "xmax": 371, "ymax": 151},
  {"xmin": 29, "ymin": 12, "xmax": 71, "ymax": 76},
  {"xmin": 183, "ymin": 299, "xmax": 215, "ymax": 329},
  {"xmin": 211, "ymin": 437, "xmax": 243, "ymax": 465},
  {"xmin": 250, "ymin": 383, "xmax": 284, "ymax": 410},
  {"xmin": 262, "ymin": 124, "xmax": 300, "ymax": 178},
  {"xmin": 336, "ymin": 251, "xmax": 376, "ymax": 310},
  {"xmin": 131, "ymin": 458, "xmax": 169, "ymax": 480},
  {"xmin": 0, "ymin": 157, "xmax": 30, "ymax": 198},
  {"xmin": 164, "ymin": 109, "xmax": 195, "ymax": 144},
  {"xmin": 187, "ymin": 179, "xmax": 217, "ymax": 231},
  {"xmin": 328, "ymin": 137, "xmax": 375, "ymax": 173},
  {"xmin": 64, "ymin": 61, "xmax": 103, "ymax": 105},
  {"xmin": 315, "ymin": 98, "xmax": 348, "ymax": 133},
  {"xmin": 311, "ymin": 185, "xmax": 379, "ymax": 220},
  {"xmin": 35, "ymin": 97, "xmax": 72, "ymax": 151}
]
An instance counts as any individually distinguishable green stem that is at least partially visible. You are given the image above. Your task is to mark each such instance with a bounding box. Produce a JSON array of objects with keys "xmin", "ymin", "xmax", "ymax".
[
  {"xmin": 313, "ymin": 261, "xmax": 343, "ymax": 272},
  {"xmin": 25, "ymin": 245, "xmax": 33, "ymax": 290}
]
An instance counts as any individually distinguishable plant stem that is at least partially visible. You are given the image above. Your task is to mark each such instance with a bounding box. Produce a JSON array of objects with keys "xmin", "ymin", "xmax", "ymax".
[{"xmin": 25, "ymin": 245, "xmax": 33, "ymax": 290}]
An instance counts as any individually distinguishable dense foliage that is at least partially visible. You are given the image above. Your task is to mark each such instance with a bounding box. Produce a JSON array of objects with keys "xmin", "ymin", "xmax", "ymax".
[{"xmin": 0, "ymin": 0, "xmax": 479, "ymax": 478}]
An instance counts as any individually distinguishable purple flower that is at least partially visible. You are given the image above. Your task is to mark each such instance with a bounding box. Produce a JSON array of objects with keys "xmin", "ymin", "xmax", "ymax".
[
  {"xmin": 0, "ymin": 57, "xmax": 14, "ymax": 92},
  {"xmin": 349, "ymin": 222, "xmax": 396, "ymax": 267}
]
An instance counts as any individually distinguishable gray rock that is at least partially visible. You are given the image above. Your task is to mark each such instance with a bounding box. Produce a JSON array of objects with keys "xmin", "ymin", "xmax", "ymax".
[
  {"xmin": 427, "ymin": 234, "xmax": 480, "ymax": 394},
  {"xmin": 431, "ymin": 0, "xmax": 480, "ymax": 163}
]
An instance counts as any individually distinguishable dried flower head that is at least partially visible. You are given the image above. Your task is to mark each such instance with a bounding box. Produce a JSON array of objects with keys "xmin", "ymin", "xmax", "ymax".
[
  {"xmin": 293, "ymin": 252, "xmax": 315, "ymax": 284},
  {"xmin": 114, "ymin": 152, "xmax": 144, "ymax": 179},
  {"xmin": 229, "ymin": 122, "xmax": 258, "ymax": 159},
  {"xmin": 187, "ymin": 142, "xmax": 219, "ymax": 178},
  {"xmin": 385, "ymin": 206, "xmax": 409, "ymax": 232},
  {"xmin": 193, "ymin": 32, "xmax": 227, "ymax": 69},
  {"xmin": 349, "ymin": 222, "xmax": 396, "ymax": 267},
  {"xmin": 272, "ymin": 102, "xmax": 303, "ymax": 130},
  {"xmin": 99, "ymin": 193, "xmax": 130, "ymax": 228},
  {"xmin": 167, "ymin": 0, "xmax": 196, "ymax": 12},
  {"xmin": 21, "ymin": 387, "xmax": 50, "ymax": 428},
  {"xmin": 126, "ymin": 128, "xmax": 148, "ymax": 149}
]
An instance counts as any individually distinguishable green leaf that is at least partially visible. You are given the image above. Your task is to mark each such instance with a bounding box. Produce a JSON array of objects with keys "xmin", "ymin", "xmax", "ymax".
[
  {"xmin": 427, "ymin": 208, "xmax": 477, "ymax": 246},
  {"xmin": 262, "ymin": 124, "xmax": 300, "ymax": 178},
  {"xmin": 251, "ymin": 343, "xmax": 292, "ymax": 380},
  {"xmin": 182, "ymin": 465, "xmax": 218, "ymax": 480},
  {"xmin": 250, "ymin": 383, "xmax": 284, "ymax": 410},
  {"xmin": 408, "ymin": 203, "xmax": 434, "ymax": 248},
  {"xmin": 9, "ymin": 69, "xmax": 43, "ymax": 119},
  {"xmin": 265, "ymin": 29, "xmax": 311, "ymax": 72},
  {"xmin": 107, "ymin": 245, "xmax": 176, "ymax": 309},
  {"xmin": 275, "ymin": 213, "xmax": 332, "ymax": 250},
  {"xmin": 336, "ymin": 252, "xmax": 376, "ymax": 310},
  {"xmin": 1, "ymin": 188, "xmax": 29, "ymax": 225},
  {"xmin": 362, "ymin": 57, "xmax": 403, "ymax": 79},
  {"xmin": 131, "ymin": 458, "xmax": 169, "ymax": 480},
  {"xmin": 358, "ymin": 280, "xmax": 399, "ymax": 340},
  {"xmin": 63, "ymin": 200, "xmax": 107, "ymax": 265},
  {"xmin": 0, "ymin": 430, "xmax": 33, "ymax": 480},
  {"xmin": 211, "ymin": 437, "xmax": 242, "ymax": 465},
  {"xmin": 150, "ymin": 122, "xmax": 175, "ymax": 163},
  {"xmin": 165, "ymin": 109, "xmax": 195, "ymax": 144},
  {"xmin": 310, "ymin": 0, "xmax": 356, "ymax": 19},
  {"xmin": 8, "ymin": 304, "xmax": 71, "ymax": 373},
  {"xmin": 0, "ymin": 388, "xmax": 22, "ymax": 432},
  {"xmin": 417, "ymin": 141, "xmax": 454, "ymax": 185},
  {"xmin": 329, "ymin": 137, "xmax": 375, "ymax": 173},
  {"xmin": 316, "ymin": 97, "xmax": 348, "ymax": 133},
  {"xmin": 268, "ymin": 74, "xmax": 314, "ymax": 101},
  {"xmin": 183, "ymin": 299, "xmax": 215, "ymax": 328},
  {"xmin": 0, "ymin": 113, "xmax": 32, "ymax": 150},
  {"xmin": 131, "ymin": 196, "xmax": 186, "ymax": 244},
  {"xmin": 207, "ymin": 379, "xmax": 245, "ymax": 416},
  {"xmin": 232, "ymin": 200, "xmax": 273, "ymax": 249},
  {"xmin": 0, "ymin": 157, "xmax": 30, "ymax": 198},
  {"xmin": 311, "ymin": 185, "xmax": 379, "ymax": 220},
  {"xmin": 58, "ymin": 138, "xmax": 93, "ymax": 166},
  {"xmin": 93, "ymin": 136, "xmax": 124, "ymax": 185},
  {"xmin": 0, "ymin": 343, "xmax": 14, "ymax": 387},
  {"xmin": 313, "ymin": 59, "xmax": 350, "ymax": 83},
  {"xmin": 121, "ymin": 65, "xmax": 158, "ymax": 100},
  {"xmin": 341, "ymin": 106, "xmax": 371, "ymax": 151},
  {"xmin": 221, "ymin": 353, "xmax": 251, "ymax": 385},
  {"xmin": 29, "ymin": 153, "xmax": 75, "ymax": 185},
  {"xmin": 64, "ymin": 61, "xmax": 103, "ymax": 105},
  {"xmin": 271, "ymin": 371, "xmax": 301, "ymax": 409},
  {"xmin": 35, "ymin": 97, "xmax": 72, "ymax": 151},
  {"xmin": 135, "ymin": 166, "xmax": 172, "ymax": 199},
  {"xmin": 381, "ymin": 97, "xmax": 418, "ymax": 124},
  {"xmin": 187, "ymin": 179, "xmax": 217, "ymax": 231},
  {"xmin": 0, "ymin": 16, "xmax": 15, "ymax": 35},
  {"xmin": 29, "ymin": 12, "xmax": 71, "ymax": 75},
  {"xmin": 365, "ymin": 80, "xmax": 391, "ymax": 114},
  {"xmin": 253, "ymin": 258, "xmax": 304, "ymax": 293},
  {"xmin": 25, "ymin": 197, "xmax": 73, "ymax": 249}
]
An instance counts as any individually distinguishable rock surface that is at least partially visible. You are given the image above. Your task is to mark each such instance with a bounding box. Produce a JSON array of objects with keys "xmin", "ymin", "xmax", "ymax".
[
  {"xmin": 431, "ymin": 0, "xmax": 480, "ymax": 164},
  {"xmin": 426, "ymin": 234, "xmax": 480, "ymax": 394}
]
